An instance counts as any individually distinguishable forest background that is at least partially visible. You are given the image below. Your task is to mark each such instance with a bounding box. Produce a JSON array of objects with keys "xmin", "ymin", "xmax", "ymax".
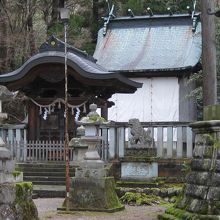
[{"xmin": 0, "ymin": 0, "xmax": 220, "ymax": 121}]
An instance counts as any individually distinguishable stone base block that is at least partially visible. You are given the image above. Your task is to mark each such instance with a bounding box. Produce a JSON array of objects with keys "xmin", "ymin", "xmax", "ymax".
[
  {"xmin": 0, "ymin": 147, "xmax": 11, "ymax": 159},
  {"xmin": 61, "ymin": 177, "xmax": 124, "ymax": 212},
  {"xmin": 71, "ymin": 146, "xmax": 88, "ymax": 165},
  {"xmin": 79, "ymin": 160, "xmax": 105, "ymax": 169},
  {"xmin": 121, "ymin": 162, "xmax": 158, "ymax": 180},
  {"xmin": 0, "ymin": 172, "xmax": 23, "ymax": 184},
  {"xmin": 75, "ymin": 167, "xmax": 106, "ymax": 178}
]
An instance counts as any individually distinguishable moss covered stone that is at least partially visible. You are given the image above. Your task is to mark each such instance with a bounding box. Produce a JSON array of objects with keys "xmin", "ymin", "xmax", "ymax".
[
  {"xmin": 12, "ymin": 171, "xmax": 22, "ymax": 178},
  {"xmin": 159, "ymin": 119, "xmax": 220, "ymax": 220},
  {"xmin": 159, "ymin": 206, "xmax": 220, "ymax": 220},
  {"xmin": 0, "ymin": 182, "xmax": 38, "ymax": 220},
  {"xmin": 14, "ymin": 182, "xmax": 38, "ymax": 220},
  {"xmin": 120, "ymin": 192, "xmax": 161, "ymax": 206},
  {"xmin": 204, "ymin": 105, "xmax": 220, "ymax": 120},
  {"xmin": 61, "ymin": 177, "xmax": 124, "ymax": 212}
]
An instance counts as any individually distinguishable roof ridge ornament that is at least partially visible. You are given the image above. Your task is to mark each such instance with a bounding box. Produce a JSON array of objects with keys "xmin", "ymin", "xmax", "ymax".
[
  {"xmin": 191, "ymin": 0, "xmax": 199, "ymax": 33},
  {"xmin": 192, "ymin": 0, "xmax": 197, "ymax": 19},
  {"xmin": 102, "ymin": 0, "xmax": 116, "ymax": 36},
  {"xmin": 128, "ymin": 9, "xmax": 135, "ymax": 17},
  {"xmin": 147, "ymin": 7, "xmax": 154, "ymax": 17},
  {"xmin": 167, "ymin": 7, "xmax": 173, "ymax": 16}
]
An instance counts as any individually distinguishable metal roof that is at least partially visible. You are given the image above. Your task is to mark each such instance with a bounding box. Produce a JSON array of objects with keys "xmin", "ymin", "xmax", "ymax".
[{"xmin": 93, "ymin": 14, "xmax": 202, "ymax": 75}]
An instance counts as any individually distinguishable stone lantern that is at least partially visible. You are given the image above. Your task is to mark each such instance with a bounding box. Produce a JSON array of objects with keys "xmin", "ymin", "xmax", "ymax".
[
  {"xmin": 80, "ymin": 103, "xmax": 103, "ymax": 161},
  {"xmin": 0, "ymin": 86, "xmax": 18, "ymax": 183},
  {"xmin": 0, "ymin": 86, "xmax": 38, "ymax": 220},
  {"xmin": 60, "ymin": 103, "xmax": 124, "ymax": 212},
  {"xmin": 0, "ymin": 85, "xmax": 12, "ymax": 123}
]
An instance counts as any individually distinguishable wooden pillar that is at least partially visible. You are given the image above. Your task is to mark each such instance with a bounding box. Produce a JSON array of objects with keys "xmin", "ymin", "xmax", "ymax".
[
  {"xmin": 28, "ymin": 101, "xmax": 37, "ymax": 141},
  {"xmin": 201, "ymin": 0, "xmax": 217, "ymax": 106},
  {"xmin": 101, "ymin": 101, "xmax": 108, "ymax": 120}
]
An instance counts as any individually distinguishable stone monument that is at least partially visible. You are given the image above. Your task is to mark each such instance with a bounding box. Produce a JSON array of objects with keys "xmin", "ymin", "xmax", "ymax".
[
  {"xmin": 129, "ymin": 118, "xmax": 155, "ymax": 148},
  {"xmin": 159, "ymin": 105, "xmax": 220, "ymax": 220},
  {"xmin": 61, "ymin": 103, "xmax": 124, "ymax": 212},
  {"xmin": 0, "ymin": 86, "xmax": 38, "ymax": 220},
  {"xmin": 121, "ymin": 118, "xmax": 158, "ymax": 180}
]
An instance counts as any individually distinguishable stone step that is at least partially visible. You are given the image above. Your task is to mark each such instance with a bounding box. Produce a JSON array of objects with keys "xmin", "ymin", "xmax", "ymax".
[
  {"xmin": 23, "ymin": 171, "xmax": 73, "ymax": 177},
  {"xmin": 16, "ymin": 163, "xmax": 76, "ymax": 172},
  {"xmin": 33, "ymin": 185, "xmax": 65, "ymax": 198},
  {"xmin": 17, "ymin": 167, "xmax": 75, "ymax": 173},
  {"xmin": 17, "ymin": 163, "xmax": 76, "ymax": 186},
  {"xmin": 17, "ymin": 162, "xmax": 67, "ymax": 167},
  {"xmin": 32, "ymin": 193, "xmax": 38, "ymax": 199},
  {"xmin": 16, "ymin": 163, "xmax": 75, "ymax": 168},
  {"xmin": 16, "ymin": 165, "xmax": 75, "ymax": 170},
  {"xmin": 24, "ymin": 176, "xmax": 66, "ymax": 182},
  {"xmin": 32, "ymin": 180, "xmax": 65, "ymax": 185}
]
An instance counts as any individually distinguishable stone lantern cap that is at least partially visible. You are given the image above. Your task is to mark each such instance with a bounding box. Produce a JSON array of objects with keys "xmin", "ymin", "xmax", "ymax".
[
  {"xmin": 0, "ymin": 137, "xmax": 10, "ymax": 159},
  {"xmin": 0, "ymin": 86, "xmax": 13, "ymax": 120},
  {"xmin": 78, "ymin": 103, "xmax": 108, "ymax": 125},
  {"xmin": 76, "ymin": 125, "xmax": 85, "ymax": 137}
]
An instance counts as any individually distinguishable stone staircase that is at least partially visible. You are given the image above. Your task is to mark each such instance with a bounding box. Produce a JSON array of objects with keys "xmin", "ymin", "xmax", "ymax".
[{"xmin": 16, "ymin": 162, "xmax": 76, "ymax": 197}]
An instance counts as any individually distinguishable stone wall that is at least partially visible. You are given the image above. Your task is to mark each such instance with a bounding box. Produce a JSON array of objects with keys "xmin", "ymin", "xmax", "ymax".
[{"xmin": 159, "ymin": 120, "xmax": 220, "ymax": 220}]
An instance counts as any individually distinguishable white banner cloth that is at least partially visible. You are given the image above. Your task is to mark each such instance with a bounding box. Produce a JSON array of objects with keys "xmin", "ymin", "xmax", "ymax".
[{"xmin": 108, "ymin": 77, "xmax": 179, "ymax": 122}]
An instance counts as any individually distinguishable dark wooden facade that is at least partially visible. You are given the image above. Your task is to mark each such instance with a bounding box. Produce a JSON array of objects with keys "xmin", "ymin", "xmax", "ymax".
[{"xmin": 0, "ymin": 36, "xmax": 141, "ymax": 141}]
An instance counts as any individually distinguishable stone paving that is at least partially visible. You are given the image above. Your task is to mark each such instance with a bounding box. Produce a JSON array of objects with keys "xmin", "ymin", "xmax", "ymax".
[{"xmin": 34, "ymin": 198, "xmax": 166, "ymax": 220}]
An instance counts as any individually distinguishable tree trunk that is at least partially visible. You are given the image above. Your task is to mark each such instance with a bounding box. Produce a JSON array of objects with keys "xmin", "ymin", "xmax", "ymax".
[
  {"xmin": 93, "ymin": 0, "xmax": 99, "ymax": 22},
  {"xmin": 27, "ymin": 16, "xmax": 36, "ymax": 56},
  {"xmin": 201, "ymin": 0, "xmax": 217, "ymax": 106},
  {"xmin": 47, "ymin": 0, "xmax": 65, "ymax": 33},
  {"xmin": 92, "ymin": 0, "xmax": 99, "ymax": 40},
  {"xmin": 0, "ymin": 0, "xmax": 8, "ymax": 73}
]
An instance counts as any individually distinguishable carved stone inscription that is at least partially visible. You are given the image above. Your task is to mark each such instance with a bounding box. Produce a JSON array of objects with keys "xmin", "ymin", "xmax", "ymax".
[{"xmin": 121, "ymin": 162, "xmax": 158, "ymax": 179}]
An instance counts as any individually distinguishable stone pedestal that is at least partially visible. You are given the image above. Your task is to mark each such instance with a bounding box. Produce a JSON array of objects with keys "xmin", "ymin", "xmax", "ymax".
[
  {"xmin": 159, "ymin": 120, "xmax": 220, "ymax": 220},
  {"xmin": 61, "ymin": 156, "xmax": 124, "ymax": 212},
  {"xmin": 66, "ymin": 176, "xmax": 123, "ymax": 212},
  {"xmin": 121, "ymin": 148, "xmax": 158, "ymax": 180},
  {"xmin": 121, "ymin": 162, "xmax": 158, "ymax": 180},
  {"xmin": 121, "ymin": 119, "xmax": 158, "ymax": 181}
]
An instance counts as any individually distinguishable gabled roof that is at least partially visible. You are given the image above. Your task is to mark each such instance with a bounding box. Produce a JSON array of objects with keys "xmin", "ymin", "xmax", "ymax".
[
  {"xmin": 0, "ymin": 36, "xmax": 141, "ymax": 94},
  {"xmin": 93, "ymin": 14, "xmax": 202, "ymax": 76}
]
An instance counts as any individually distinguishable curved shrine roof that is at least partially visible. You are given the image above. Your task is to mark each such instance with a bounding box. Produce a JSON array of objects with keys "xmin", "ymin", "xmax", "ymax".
[
  {"xmin": 93, "ymin": 14, "xmax": 202, "ymax": 76},
  {"xmin": 0, "ymin": 36, "xmax": 141, "ymax": 94}
]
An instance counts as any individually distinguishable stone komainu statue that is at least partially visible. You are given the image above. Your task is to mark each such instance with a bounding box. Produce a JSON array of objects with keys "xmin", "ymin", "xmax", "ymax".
[{"xmin": 129, "ymin": 118, "xmax": 155, "ymax": 148}]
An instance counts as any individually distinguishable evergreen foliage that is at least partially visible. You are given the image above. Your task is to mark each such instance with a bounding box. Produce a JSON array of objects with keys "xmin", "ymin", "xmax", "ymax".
[{"xmin": 0, "ymin": 0, "xmax": 218, "ymax": 120}]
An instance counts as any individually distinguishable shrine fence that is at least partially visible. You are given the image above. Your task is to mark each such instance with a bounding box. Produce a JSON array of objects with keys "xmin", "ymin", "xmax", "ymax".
[{"xmin": 0, "ymin": 122, "xmax": 194, "ymax": 162}]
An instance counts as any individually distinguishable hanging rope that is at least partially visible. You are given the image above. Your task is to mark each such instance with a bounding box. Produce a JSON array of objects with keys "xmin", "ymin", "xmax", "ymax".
[{"xmin": 30, "ymin": 98, "xmax": 87, "ymax": 117}]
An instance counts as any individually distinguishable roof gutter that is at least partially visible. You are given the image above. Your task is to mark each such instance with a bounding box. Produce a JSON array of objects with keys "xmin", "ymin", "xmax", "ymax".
[{"xmin": 112, "ymin": 64, "xmax": 201, "ymax": 78}]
